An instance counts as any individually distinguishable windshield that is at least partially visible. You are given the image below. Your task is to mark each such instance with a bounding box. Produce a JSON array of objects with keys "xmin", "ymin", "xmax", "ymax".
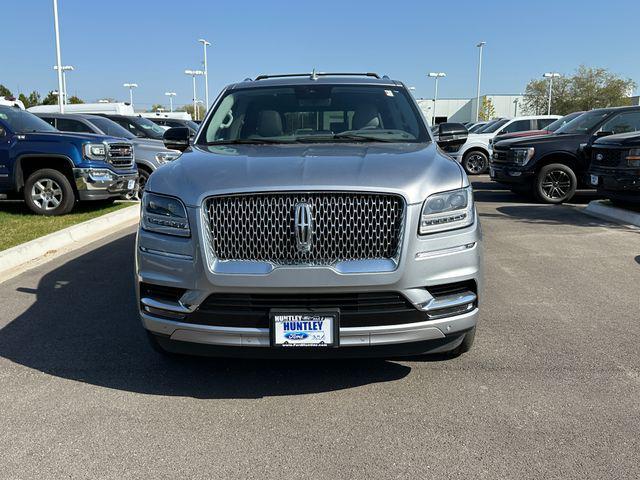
[
  {"xmin": 555, "ymin": 110, "xmax": 611, "ymax": 134},
  {"xmin": 545, "ymin": 112, "xmax": 584, "ymax": 132},
  {"xmin": 0, "ymin": 106, "xmax": 58, "ymax": 133},
  {"xmin": 468, "ymin": 122, "xmax": 486, "ymax": 133},
  {"xmin": 199, "ymin": 85, "xmax": 429, "ymax": 145},
  {"xmin": 480, "ymin": 119, "xmax": 509, "ymax": 134},
  {"xmin": 131, "ymin": 116, "xmax": 166, "ymax": 139},
  {"xmin": 475, "ymin": 120, "xmax": 499, "ymax": 133},
  {"xmin": 86, "ymin": 116, "xmax": 135, "ymax": 139}
]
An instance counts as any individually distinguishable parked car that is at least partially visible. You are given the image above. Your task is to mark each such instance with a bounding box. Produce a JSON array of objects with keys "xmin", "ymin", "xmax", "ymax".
[
  {"xmin": 93, "ymin": 114, "xmax": 167, "ymax": 141},
  {"xmin": 468, "ymin": 121, "xmax": 489, "ymax": 133},
  {"xmin": 491, "ymin": 112, "xmax": 584, "ymax": 142},
  {"xmin": 490, "ymin": 106, "xmax": 640, "ymax": 203},
  {"xmin": 138, "ymin": 72, "xmax": 481, "ymax": 358},
  {"xmin": 0, "ymin": 105, "xmax": 137, "ymax": 215},
  {"xmin": 147, "ymin": 117, "xmax": 199, "ymax": 136},
  {"xmin": 451, "ymin": 115, "xmax": 561, "ymax": 175},
  {"xmin": 589, "ymin": 131, "xmax": 640, "ymax": 205},
  {"xmin": 34, "ymin": 113, "xmax": 181, "ymax": 193}
]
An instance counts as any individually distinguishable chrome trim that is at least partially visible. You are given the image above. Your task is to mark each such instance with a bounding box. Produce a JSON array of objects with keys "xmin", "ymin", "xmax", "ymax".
[
  {"xmin": 139, "ymin": 246, "xmax": 193, "ymax": 261},
  {"xmin": 73, "ymin": 168, "xmax": 137, "ymax": 193},
  {"xmin": 420, "ymin": 291, "xmax": 477, "ymax": 312},
  {"xmin": 206, "ymin": 257, "xmax": 399, "ymax": 275},
  {"xmin": 140, "ymin": 297, "xmax": 195, "ymax": 314}
]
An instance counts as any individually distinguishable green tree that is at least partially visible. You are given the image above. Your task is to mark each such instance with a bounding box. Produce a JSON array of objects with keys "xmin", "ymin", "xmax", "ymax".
[
  {"xmin": 0, "ymin": 84, "xmax": 13, "ymax": 97},
  {"xmin": 478, "ymin": 97, "xmax": 496, "ymax": 121},
  {"xmin": 18, "ymin": 91, "xmax": 42, "ymax": 108},
  {"xmin": 178, "ymin": 104, "xmax": 205, "ymax": 120},
  {"xmin": 41, "ymin": 91, "xmax": 60, "ymax": 105},
  {"xmin": 524, "ymin": 66, "xmax": 636, "ymax": 115},
  {"xmin": 68, "ymin": 95, "xmax": 84, "ymax": 104},
  {"xmin": 150, "ymin": 104, "xmax": 165, "ymax": 112}
]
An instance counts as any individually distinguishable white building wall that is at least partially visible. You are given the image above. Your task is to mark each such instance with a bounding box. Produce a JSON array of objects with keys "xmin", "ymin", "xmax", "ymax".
[{"xmin": 417, "ymin": 94, "xmax": 530, "ymax": 124}]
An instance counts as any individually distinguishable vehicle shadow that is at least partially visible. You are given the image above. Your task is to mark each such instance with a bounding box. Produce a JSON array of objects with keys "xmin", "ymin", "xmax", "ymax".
[{"xmin": 0, "ymin": 234, "xmax": 411, "ymax": 399}]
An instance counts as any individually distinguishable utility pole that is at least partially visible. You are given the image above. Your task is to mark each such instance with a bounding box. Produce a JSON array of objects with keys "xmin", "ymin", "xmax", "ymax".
[
  {"xmin": 543, "ymin": 72, "xmax": 560, "ymax": 115},
  {"xmin": 198, "ymin": 39, "xmax": 211, "ymax": 109},
  {"xmin": 165, "ymin": 92, "xmax": 176, "ymax": 112},
  {"xmin": 52, "ymin": 0, "xmax": 65, "ymax": 113},
  {"xmin": 427, "ymin": 72, "xmax": 446, "ymax": 125},
  {"xmin": 185, "ymin": 70, "xmax": 204, "ymax": 120},
  {"xmin": 123, "ymin": 83, "xmax": 138, "ymax": 108},
  {"xmin": 475, "ymin": 41, "xmax": 486, "ymax": 122}
]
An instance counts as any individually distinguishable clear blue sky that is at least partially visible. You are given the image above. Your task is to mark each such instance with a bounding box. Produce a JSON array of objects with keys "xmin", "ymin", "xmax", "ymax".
[{"xmin": 2, "ymin": 0, "xmax": 639, "ymax": 109}]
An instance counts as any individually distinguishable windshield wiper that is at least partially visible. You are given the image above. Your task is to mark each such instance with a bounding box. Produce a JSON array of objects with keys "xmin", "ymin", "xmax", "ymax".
[{"xmin": 206, "ymin": 138, "xmax": 290, "ymax": 145}]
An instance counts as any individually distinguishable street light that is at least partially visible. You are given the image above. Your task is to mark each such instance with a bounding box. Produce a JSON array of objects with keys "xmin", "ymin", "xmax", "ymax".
[
  {"xmin": 123, "ymin": 83, "xmax": 138, "ymax": 108},
  {"xmin": 427, "ymin": 72, "xmax": 446, "ymax": 125},
  {"xmin": 53, "ymin": 65, "xmax": 74, "ymax": 104},
  {"xmin": 543, "ymin": 72, "xmax": 561, "ymax": 115},
  {"xmin": 198, "ymin": 38, "xmax": 211, "ymax": 109},
  {"xmin": 475, "ymin": 41, "xmax": 486, "ymax": 122},
  {"xmin": 52, "ymin": 0, "xmax": 65, "ymax": 113},
  {"xmin": 513, "ymin": 97, "xmax": 519, "ymax": 117},
  {"xmin": 185, "ymin": 69, "xmax": 204, "ymax": 120},
  {"xmin": 164, "ymin": 92, "xmax": 177, "ymax": 112}
]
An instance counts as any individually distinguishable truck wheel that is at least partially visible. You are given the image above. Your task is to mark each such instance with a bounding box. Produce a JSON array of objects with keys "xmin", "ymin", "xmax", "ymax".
[
  {"xmin": 462, "ymin": 151, "xmax": 488, "ymax": 175},
  {"xmin": 24, "ymin": 169, "xmax": 75, "ymax": 215},
  {"xmin": 133, "ymin": 167, "xmax": 151, "ymax": 200},
  {"xmin": 534, "ymin": 163, "xmax": 577, "ymax": 204}
]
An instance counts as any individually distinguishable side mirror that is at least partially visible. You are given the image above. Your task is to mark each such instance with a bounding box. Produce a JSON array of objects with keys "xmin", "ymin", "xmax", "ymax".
[
  {"xmin": 163, "ymin": 127, "xmax": 191, "ymax": 151},
  {"xmin": 437, "ymin": 122, "xmax": 468, "ymax": 150}
]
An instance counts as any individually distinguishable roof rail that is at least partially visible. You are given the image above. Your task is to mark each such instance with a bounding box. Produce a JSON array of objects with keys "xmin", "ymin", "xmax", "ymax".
[{"xmin": 254, "ymin": 72, "xmax": 381, "ymax": 81}]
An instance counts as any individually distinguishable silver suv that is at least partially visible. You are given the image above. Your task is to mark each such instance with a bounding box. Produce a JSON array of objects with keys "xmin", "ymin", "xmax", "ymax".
[{"xmin": 136, "ymin": 73, "xmax": 482, "ymax": 358}]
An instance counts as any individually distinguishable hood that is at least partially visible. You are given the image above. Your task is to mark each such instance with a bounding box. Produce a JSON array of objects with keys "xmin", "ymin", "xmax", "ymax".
[
  {"xmin": 495, "ymin": 129, "xmax": 548, "ymax": 141},
  {"xmin": 131, "ymin": 138, "xmax": 170, "ymax": 153},
  {"xmin": 21, "ymin": 131, "xmax": 126, "ymax": 144},
  {"xmin": 494, "ymin": 132, "xmax": 585, "ymax": 149},
  {"xmin": 594, "ymin": 131, "xmax": 640, "ymax": 147},
  {"xmin": 146, "ymin": 143, "xmax": 464, "ymax": 207}
]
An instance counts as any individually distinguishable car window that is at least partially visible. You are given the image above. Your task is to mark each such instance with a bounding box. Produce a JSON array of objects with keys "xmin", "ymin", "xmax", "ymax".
[
  {"xmin": 40, "ymin": 117, "xmax": 57, "ymax": 128},
  {"xmin": 202, "ymin": 85, "xmax": 428, "ymax": 144},
  {"xmin": 0, "ymin": 106, "xmax": 58, "ymax": 133},
  {"xmin": 56, "ymin": 118, "xmax": 95, "ymax": 133},
  {"xmin": 501, "ymin": 119, "xmax": 532, "ymax": 134},
  {"xmin": 544, "ymin": 112, "xmax": 583, "ymax": 132},
  {"xmin": 599, "ymin": 111, "xmax": 640, "ymax": 135},
  {"xmin": 536, "ymin": 118, "xmax": 555, "ymax": 130},
  {"xmin": 481, "ymin": 119, "xmax": 509, "ymax": 133},
  {"xmin": 555, "ymin": 110, "xmax": 611, "ymax": 134},
  {"xmin": 85, "ymin": 116, "xmax": 136, "ymax": 139}
]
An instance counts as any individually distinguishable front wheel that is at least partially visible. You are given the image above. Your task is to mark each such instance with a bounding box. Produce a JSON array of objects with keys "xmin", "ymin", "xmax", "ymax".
[
  {"xmin": 462, "ymin": 151, "xmax": 489, "ymax": 175},
  {"xmin": 23, "ymin": 169, "xmax": 75, "ymax": 216},
  {"xmin": 534, "ymin": 163, "xmax": 577, "ymax": 204}
]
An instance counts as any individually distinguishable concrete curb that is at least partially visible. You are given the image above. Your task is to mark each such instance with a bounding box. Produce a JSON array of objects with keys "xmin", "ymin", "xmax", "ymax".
[
  {"xmin": 583, "ymin": 200, "xmax": 640, "ymax": 228},
  {"xmin": 0, "ymin": 203, "xmax": 140, "ymax": 283}
]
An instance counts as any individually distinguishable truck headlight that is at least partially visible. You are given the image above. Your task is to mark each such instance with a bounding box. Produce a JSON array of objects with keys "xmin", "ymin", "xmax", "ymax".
[
  {"xmin": 83, "ymin": 143, "xmax": 107, "ymax": 160},
  {"xmin": 419, "ymin": 186, "xmax": 474, "ymax": 235},
  {"xmin": 155, "ymin": 151, "xmax": 182, "ymax": 164},
  {"xmin": 626, "ymin": 148, "xmax": 640, "ymax": 167},
  {"xmin": 510, "ymin": 147, "xmax": 535, "ymax": 166},
  {"xmin": 141, "ymin": 192, "xmax": 190, "ymax": 237}
]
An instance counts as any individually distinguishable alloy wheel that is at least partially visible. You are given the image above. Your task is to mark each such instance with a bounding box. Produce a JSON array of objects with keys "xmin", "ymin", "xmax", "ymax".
[
  {"xmin": 31, "ymin": 178, "xmax": 64, "ymax": 211},
  {"xmin": 541, "ymin": 170, "xmax": 572, "ymax": 200},
  {"xmin": 465, "ymin": 153, "xmax": 487, "ymax": 174}
]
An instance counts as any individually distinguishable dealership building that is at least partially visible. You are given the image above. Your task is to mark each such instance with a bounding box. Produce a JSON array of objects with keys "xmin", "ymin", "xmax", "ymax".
[{"xmin": 416, "ymin": 94, "xmax": 530, "ymax": 124}]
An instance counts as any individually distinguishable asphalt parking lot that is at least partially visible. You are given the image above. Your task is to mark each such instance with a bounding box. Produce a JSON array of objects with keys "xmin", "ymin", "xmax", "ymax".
[{"xmin": 0, "ymin": 176, "xmax": 638, "ymax": 479}]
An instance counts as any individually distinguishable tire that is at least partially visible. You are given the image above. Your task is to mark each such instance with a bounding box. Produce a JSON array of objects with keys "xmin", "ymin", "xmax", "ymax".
[
  {"xmin": 23, "ymin": 168, "xmax": 75, "ymax": 216},
  {"xmin": 534, "ymin": 163, "xmax": 577, "ymax": 204},
  {"xmin": 135, "ymin": 167, "xmax": 151, "ymax": 200},
  {"xmin": 462, "ymin": 151, "xmax": 489, "ymax": 175}
]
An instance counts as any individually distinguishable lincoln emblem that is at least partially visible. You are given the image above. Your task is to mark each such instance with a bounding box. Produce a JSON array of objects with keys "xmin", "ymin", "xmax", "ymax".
[{"xmin": 294, "ymin": 202, "xmax": 313, "ymax": 252}]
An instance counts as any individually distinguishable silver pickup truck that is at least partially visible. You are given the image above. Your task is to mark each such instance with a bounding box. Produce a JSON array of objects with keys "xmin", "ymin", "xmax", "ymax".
[{"xmin": 136, "ymin": 72, "xmax": 482, "ymax": 359}]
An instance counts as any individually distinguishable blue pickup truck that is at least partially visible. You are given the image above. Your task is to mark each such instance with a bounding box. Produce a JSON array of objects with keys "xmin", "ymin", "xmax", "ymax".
[{"xmin": 0, "ymin": 104, "xmax": 137, "ymax": 215}]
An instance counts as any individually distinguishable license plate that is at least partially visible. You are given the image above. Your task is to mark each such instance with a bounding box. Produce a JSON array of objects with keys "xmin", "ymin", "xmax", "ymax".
[
  {"xmin": 270, "ymin": 310, "xmax": 339, "ymax": 347},
  {"xmin": 590, "ymin": 175, "xmax": 599, "ymax": 186},
  {"xmin": 127, "ymin": 179, "xmax": 135, "ymax": 190}
]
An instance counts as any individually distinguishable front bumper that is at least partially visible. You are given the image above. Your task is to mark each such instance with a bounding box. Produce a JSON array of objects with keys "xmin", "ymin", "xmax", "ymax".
[
  {"xmin": 489, "ymin": 162, "xmax": 534, "ymax": 184},
  {"xmin": 135, "ymin": 202, "xmax": 483, "ymax": 357},
  {"xmin": 590, "ymin": 168, "xmax": 640, "ymax": 203},
  {"xmin": 73, "ymin": 167, "xmax": 138, "ymax": 201}
]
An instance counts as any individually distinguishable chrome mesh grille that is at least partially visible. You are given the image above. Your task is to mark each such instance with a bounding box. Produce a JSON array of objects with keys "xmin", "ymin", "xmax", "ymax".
[
  {"xmin": 204, "ymin": 192, "xmax": 404, "ymax": 265},
  {"xmin": 107, "ymin": 143, "xmax": 134, "ymax": 169}
]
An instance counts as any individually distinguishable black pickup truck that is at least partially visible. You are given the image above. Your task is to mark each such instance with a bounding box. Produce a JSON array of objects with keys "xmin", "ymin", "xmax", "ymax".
[
  {"xmin": 490, "ymin": 106, "xmax": 640, "ymax": 203},
  {"xmin": 589, "ymin": 131, "xmax": 640, "ymax": 205}
]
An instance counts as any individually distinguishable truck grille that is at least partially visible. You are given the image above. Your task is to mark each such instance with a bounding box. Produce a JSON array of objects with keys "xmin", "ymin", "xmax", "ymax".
[
  {"xmin": 591, "ymin": 148, "xmax": 623, "ymax": 168},
  {"xmin": 107, "ymin": 143, "xmax": 134, "ymax": 169},
  {"xmin": 203, "ymin": 192, "xmax": 405, "ymax": 265},
  {"xmin": 491, "ymin": 149, "xmax": 509, "ymax": 163}
]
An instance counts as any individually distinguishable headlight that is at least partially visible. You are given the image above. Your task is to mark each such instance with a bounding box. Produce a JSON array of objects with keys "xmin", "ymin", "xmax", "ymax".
[
  {"xmin": 510, "ymin": 147, "xmax": 535, "ymax": 166},
  {"xmin": 83, "ymin": 142, "xmax": 107, "ymax": 160},
  {"xmin": 155, "ymin": 151, "xmax": 182, "ymax": 164},
  {"xmin": 419, "ymin": 186, "xmax": 474, "ymax": 235},
  {"xmin": 626, "ymin": 148, "xmax": 640, "ymax": 167},
  {"xmin": 141, "ymin": 192, "xmax": 190, "ymax": 237}
]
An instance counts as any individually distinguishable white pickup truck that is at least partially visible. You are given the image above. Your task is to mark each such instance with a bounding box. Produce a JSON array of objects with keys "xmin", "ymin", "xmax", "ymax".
[{"xmin": 452, "ymin": 115, "xmax": 560, "ymax": 174}]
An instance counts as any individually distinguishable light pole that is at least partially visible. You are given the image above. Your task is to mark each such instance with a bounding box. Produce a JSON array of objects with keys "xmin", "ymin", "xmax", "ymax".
[
  {"xmin": 185, "ymin": 69, "xmax": 204, "ymax": 120},
  {"xmin": 543, "ymin": 72, "xmax": 560, "ymax": 115},
  {"xmin": 427, "ymin": 72, "xmax": 446, "ymax": 125},
  {"xmin": 475, "ymin": 41, "xmax": 486, "ymax": 122},
  {"xmin": 513, "ymin": 97, "xmax": 519, "ymax": 117},
  {"xmin": 52, "ymin": 0, "xmax": 65, "ymax": 113},
  {"xmin": 123, "ymin": 83, "xmax": 138, "ymax": 108},
  {"xmin": 53, "ymin": 65, "xmax": 74, "ymax": 104},
  {"xmin": 198, "ymin": 39, "xmax": 211, "ymax": 109},
  {"xmin": 164, "ymin": 92, "xmax": 176, "ymax": 112}
]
